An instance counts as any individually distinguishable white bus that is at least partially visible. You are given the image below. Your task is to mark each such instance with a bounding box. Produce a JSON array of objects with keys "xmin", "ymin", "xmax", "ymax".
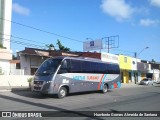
[{"xmin": 31, "ymin": 56, "xmax": 121, "ymax": 98}]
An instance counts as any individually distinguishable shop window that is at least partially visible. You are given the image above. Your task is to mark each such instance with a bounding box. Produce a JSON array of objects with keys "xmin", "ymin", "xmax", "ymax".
[
  {"xmin": 124, "ymin": 57, "xmax": 127, "ymax": 63},
  {"xmin": 31, "ymin": 68, "xmax": 38, "ymax": 75}
]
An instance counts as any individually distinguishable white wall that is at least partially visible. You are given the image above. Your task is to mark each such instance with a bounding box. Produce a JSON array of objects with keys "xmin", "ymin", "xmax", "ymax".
[
  {"xmin": 10, "ymin": 63, "xmax": 24, "ymax": 75},
  {"xmin": 20, "ymin": 55, "xmax": 31, "ymax": 75},
  {"xmin": 101, "ymin": 52, "xmax": 119, "ymax": 64},
  {"xmin": 131, "ymin": 58, "xmax": 141, "ymax": 71},
  {"xmin": 152, "ymin": 69, "xmax": 160, "ymax": 81},
  {"xmin": 147, "ymin": 68, "xmax": 160, "ymax": 83},
  {"xmin": 0, "ymin": 59, "xmax": 10, "ymax": 75},
  {"xmin": 0, "ymin": 75, "xmax": 32, "ymax": 87}
]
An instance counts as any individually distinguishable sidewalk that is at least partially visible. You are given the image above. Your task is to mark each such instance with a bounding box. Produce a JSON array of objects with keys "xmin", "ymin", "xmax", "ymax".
[
  {"xmin": 121, "ymin": 83, "xmax": 140, "ymax": 88},
  {"xmin": 0, "ymin": 86, "xmax": 30, "ymax": 92}
]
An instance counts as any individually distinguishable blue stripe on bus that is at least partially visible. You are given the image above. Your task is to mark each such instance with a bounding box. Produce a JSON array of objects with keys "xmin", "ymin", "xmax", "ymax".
[
  {"xmin": 100, "ymin": 74, "xmax": 107, "ymax": 90},
  {"xmin": 111, "ymin": 85, "xmax": 114, "ymax": 89},
  {"xmin": 117, "ymin": 81, "xmax": 121, "ymax": 88}
]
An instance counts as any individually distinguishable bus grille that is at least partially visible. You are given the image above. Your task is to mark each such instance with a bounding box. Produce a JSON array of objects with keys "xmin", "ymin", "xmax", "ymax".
[
  {"xmin": 34, "ymin": 86, "xmax": 41, "ymax": 90},
  {"xmin": 34, "ymin": 81, "xmax": 43, "ymax": 85}
]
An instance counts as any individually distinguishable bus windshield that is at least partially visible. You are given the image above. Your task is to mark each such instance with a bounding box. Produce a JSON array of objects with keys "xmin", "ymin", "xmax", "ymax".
[{"xmin": 35, "ymin": 58, "xmax": 62, "ymax": 76}]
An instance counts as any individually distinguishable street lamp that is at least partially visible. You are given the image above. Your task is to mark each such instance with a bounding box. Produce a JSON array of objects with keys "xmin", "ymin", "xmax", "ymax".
[
  {"xmin": 134, "ymin": 47, "xmax": 149, "ymax": 84},
  {"xmin": 86, "ymin": 38, "xmax": 94, "ymax": 41},
  {"xmin": 135, "ymin": 46, "xmax": 149, "ymax": 58}
]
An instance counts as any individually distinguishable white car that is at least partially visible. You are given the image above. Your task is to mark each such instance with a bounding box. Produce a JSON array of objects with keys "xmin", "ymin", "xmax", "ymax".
[
  {"xmin": 154, "ymin": 78, "xmax": 160, "ymax": 84},
  {"xmin": 139, "ymin": 78, "xmax": 154, "ymax": 85}
]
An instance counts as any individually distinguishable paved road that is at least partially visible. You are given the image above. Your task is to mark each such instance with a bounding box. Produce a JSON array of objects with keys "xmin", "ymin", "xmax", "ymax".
[{"xmin": 0, "ymin": 84, "xmax": 160, "ymax": 120}]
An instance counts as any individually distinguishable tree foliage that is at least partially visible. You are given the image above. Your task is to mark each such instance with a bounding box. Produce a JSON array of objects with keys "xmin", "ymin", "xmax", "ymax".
[
  {"xmin": 57, "ymin": 40, "xmax": 70, "ymax": 52},
  {"xmin": 46, "ymin": 44, "xmax": 55, "ymax": 50},
  {"xmin": 0, "ymin": 43, "xmax": 6, "ymax": 49},
  {"xmin": 46, "ymin": 40, "xmax": 70, "ymax": 52},
  {"xmin": 0, "ymin": 67, "xmax": 4, "ymax": 75}
]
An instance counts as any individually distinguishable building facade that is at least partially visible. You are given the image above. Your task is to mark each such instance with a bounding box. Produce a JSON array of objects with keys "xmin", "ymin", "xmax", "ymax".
[
  {"xmin": 149, "ymin": 61, "xmax": 160, "ymax": 82},
  {"xmin": 101, "ymin": 52, "xmax": 119, "ymax": 64},
  {"xmin": 18, "ymin": 47, "xmax": 160, "ymax": 83},
  {"xmin": 18, "ymin": 48, "xmax": 101, "ymax": 75},
  {"xmin": 0, "ymin": 0, "xmax": 12, "ymax": 49},
  {"xmin": 119, "ymin": 55, "xmax": 132, "ymax": 83},
  {"xmin": 0, "ymin": 0, "xmax": 12, "ymax": 75}
]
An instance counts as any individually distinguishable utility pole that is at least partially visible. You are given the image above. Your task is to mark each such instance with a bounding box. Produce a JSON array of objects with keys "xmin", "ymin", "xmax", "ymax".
[
  {"xmin": 104, "ymin": 35, "xmax": 119, "ymax": 53},
  {"xmin": 134, "ymin": 52, "xmax": 137, "ymax": 58},
  {"xmin": 107, "ymin": 37, "xmax": 110, "ymax": 53}
]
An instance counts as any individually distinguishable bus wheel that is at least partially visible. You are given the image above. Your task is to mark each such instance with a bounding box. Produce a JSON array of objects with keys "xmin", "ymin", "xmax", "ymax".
[
  {"xmin": 57, "ymin": 87, "xmax": 67, "ymax": 98},
  {"xmin": 102, "ymin": 84, "xmax": 108, "ymax": 93}
]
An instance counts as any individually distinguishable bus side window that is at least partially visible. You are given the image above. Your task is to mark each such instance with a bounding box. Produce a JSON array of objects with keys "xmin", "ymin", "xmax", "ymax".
[
  {"xmin": 58, "ymin": 59, "xmax": 70, "ymax": 74},
  {"xmin": 108, "ymin": 64, "xmax": 114, "ymax": 74},
  {"xmin": 106, "ymin": 64, "xmax": 120, "ymax": 74},
  {"xmin": 112, "ymin": 64, "xmax": 120, "ymax": 74},
  {"xmin": 98, "ymin": 63, "xmax": 106, "ymax": 73},
  {"xmin": 82, "ymin": 61, "xmax": 91, "ymax": 73},
  {"xmin": 70, "ymin": 59, "xmax": 82, "ymax": 73}
]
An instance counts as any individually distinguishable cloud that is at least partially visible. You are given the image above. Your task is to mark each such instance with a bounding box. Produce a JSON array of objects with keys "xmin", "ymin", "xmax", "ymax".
[
  {"xmin": 150, "ymin": 0, "xmax": 160, "ymax": 8},
  {"xmin": 139, "ymin": 19, "xmax": 160, "ymax": 27},
  {"xmin": 12, "ymin": 3, "xmax": 30, "ymax": 16},
  {"xmin": 100, "ymin": 0, "xmax": 134, "ymax": 21},
  {"xmin": 134, "ymin": 7, "xmax": 150, "ymax": 16}
]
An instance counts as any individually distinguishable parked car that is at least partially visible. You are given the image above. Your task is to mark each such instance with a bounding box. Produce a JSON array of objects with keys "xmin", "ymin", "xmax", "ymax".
[
  {"xmin": 139, "ymin": 78, "xmax": 153, "ymax": 85},
  {"xmin": 154, "ymin": 78, "xmax": 160, "ymax": 84}
]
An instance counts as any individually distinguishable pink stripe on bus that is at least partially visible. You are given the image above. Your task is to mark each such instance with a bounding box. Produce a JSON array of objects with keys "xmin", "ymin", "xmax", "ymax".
[{"xmin": 98, "ymin": 74, "xmax": 104, "ymax": 90}]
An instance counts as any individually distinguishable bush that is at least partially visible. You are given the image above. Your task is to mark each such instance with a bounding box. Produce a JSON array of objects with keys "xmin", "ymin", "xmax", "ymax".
[
  {"xmin": 28, "ymin": 77, "xmax": 33, "ymax": 89},
  {"xmin": 0, "ymin": 67, "xmax": 4, "ymax": 75},
  {"xmin": 0, "ymin": 44, "xmax": 6, "ymax": 49},
  {"xmin": 27, "ymin": 77, "xmax": 33, "ymax": 83}
]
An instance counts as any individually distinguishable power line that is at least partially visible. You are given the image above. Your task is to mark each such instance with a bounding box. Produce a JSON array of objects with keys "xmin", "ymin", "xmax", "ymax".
[
  {"xmin": 0, "ymin": 33, "xmax": 45, "ymax": 45},
  {"xmin": 1, "ymin": 33, "xmax": 135, "ymax": 56},
  {"xmin": 111, "ymin": 48, "xmax": 135, "ymax": 57},
  {"xmin": 0, "ymin": 32, "xmax": 59, "ymax": 48},
  {"xmin": 1, "ymin": 37, "xmax": 47, "ymax": 49},
  {"xmin": 111, "ymin": 48, "xmax": 134, "ymax": 54},
  {"xmin": 1, "ymin": 36, "xmax": 79, "ymax": 52},
  {"xmin": 0, "ymin": 18, "xmax": 135, "ymax": 55},
  {"xmin": 0, "ymin": 17, "xmax": 83, "ymax": 43}
]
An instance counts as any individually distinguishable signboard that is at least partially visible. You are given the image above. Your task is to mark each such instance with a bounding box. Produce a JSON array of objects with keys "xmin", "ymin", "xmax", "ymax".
[
  {"xmin": 83, "ymin": 39, "xmax": 102, "ymax": 51},
  {"xmin": 101, "ymin": 52, "xmax": 119, "ymax": 64}
]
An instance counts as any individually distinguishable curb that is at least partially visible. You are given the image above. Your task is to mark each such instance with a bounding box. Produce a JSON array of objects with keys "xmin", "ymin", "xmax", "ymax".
[
  {"xmin": 0, "ymin": 86, "xmax": 30, "ymax": 92},
  {"xmin": 121, "ymin": 83, "xmax": 140, "ymax": 88},
  {"xmin": 0, "ymin": 89, "xmax": 11, "ymax": 92}
]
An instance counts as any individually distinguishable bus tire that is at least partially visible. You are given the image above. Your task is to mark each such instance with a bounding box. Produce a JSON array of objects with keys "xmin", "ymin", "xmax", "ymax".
[
  {"xmin": 102, "ymin": 84, "xmax": 108, "ymax": 93},
  {"xmin": 57, "ymin": 87, "xmax": 67, "ymax": 98}
]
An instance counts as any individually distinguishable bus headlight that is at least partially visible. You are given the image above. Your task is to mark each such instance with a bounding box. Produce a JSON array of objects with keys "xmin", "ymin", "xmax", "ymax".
[{"xmin": 46, "ymin": 81, "xmax": 52, "ymax": 84}]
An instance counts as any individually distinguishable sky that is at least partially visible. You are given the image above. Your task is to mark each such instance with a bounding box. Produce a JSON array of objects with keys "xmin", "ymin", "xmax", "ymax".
[{"xmin": 11, "ymin": 0, "xmax": 160, "ymax": 62}]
